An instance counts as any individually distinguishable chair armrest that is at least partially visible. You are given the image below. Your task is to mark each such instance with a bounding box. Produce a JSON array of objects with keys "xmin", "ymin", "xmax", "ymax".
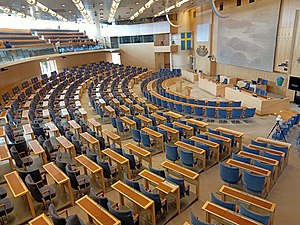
[
  {"xmin": 41, "ymin": 189, "xmax": 50, "ymax": 194},
  {"xmin": 97, "ymin": 191, "xmax": 104, "ymax": 197},
  {"xmin": 58, "ymin": 208, "xmax": 68, "ymax": 217},
  {"xmin": 161, "ymin": 198, "xmax": 167, "ymax": 204},
  {"xmin": 111, "ymin": 202, "xmax": 119, "ymax": 209},
  {"xmin": 133, "ymin": 213, "xmax": 139, "ymax": 222}
]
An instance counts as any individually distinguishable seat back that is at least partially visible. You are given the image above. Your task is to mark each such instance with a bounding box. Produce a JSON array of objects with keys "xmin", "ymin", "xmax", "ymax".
[
  {"xmin": 139, "ymin": 184, "xmax": 162, "ymax": 213},
  {"xmin": 250, "ymin": 140, "xmax": 267, "ymax": 148},
  {"xmin": 96, "ymin": 157, "xmax": 112, "ymax": 178},
  {"xmin": 124, "ymin": 173, "xmax": 140, "ymax": 191},
  {"xmin": 232, "ymin": 153, "xmax": 251, "ymax": 164},
  {"xmin": 17, "ymin": 168, "xmax": 42, "ymax": 184},
  {"xmin": 49, "ymin": 203, "xmax": 67, "ymax": 225},
  {"xmin": 89, "ymin": 187, "xmax": 109, "ymax": 210},
  {"xmin": 148, "ymin": 165, "xmax": 165, "ymax": 178},
  {"xmin": 242, "ymin": 170, "xmax": 266, "ymax": 193},
  {"xmin": 10, "ymin": 146, "xmax": 24, "ymax": 167},
  {"xmin": 65, "ymin": 163, "xmax": 79, "ymax": 189},
  {"xmin": 210, "ymin": 193, "xmax": 236, "ymax": 211},
  {"xmin": 25, "ymin": 174, "xmax": 43, "ymax": 202},
  {"xmin": 166, "ymin": 174, "xmax": 186, "ymax": 198},
  {"xmin": 240, "ymin": 204, "xmax": 270, "ymax": 225},
  {"xmin": 141, "ymin": 133, "xmax": 151, "ymax": 147},
  {"xmin": 180, "ymin": 149, "xmax": 194, "ymax": 167},
  {"xmin": 190, "ymin": 211, "xmax": 214, "ymax": 225},
  {"xmin": 219, "ymin": 163, "xmax": 240, "ymax": 184},
  {"xmin": 108, "ymin": 202, "xmax": 135, "ymax": 225},
  {"xmin": 123, "ymin": 152, "xmax": 137, "ymax": 170},
  {"xmin": 165, "ymin": 143, "xmax": 178, "ymax": 161}
]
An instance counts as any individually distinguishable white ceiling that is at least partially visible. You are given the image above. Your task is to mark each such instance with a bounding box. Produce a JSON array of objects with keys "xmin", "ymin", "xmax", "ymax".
[{"xmin": 0, "ymin": 0, "xmax": 209, "ymax": 23}]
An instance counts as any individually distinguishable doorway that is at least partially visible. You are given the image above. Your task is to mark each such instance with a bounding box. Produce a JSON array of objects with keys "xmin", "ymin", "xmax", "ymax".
[
  {"xmin": 40, "ymin": 60, "xmax": 58, "ymax": 77},
  {"xmin": 111, "ymin": 52, "xmax": 121, "ymax": 65}
]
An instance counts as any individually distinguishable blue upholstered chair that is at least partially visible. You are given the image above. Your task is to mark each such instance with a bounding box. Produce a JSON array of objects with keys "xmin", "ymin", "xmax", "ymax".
[
  {"xmin": 232, "ymin": 153, "xmax": 251, "ymax": 164},
  {"xmin": 195, "ymin": 132, "xmax": 208, "ymax": 140},
  {"xmin": 96, "ymin": 157, "xmax": 117, "ymax": 182},
  {"xmin": 108, "ymin": 202, "xmax": 139, "ymax": 225},
  {"xmin": 270, "ymin": 144, "xmax": 288, "ymax": 156},
  {"xmin": 197, "ymin": 100, "xmax": 205, "ymax": 105},
  {"xmin": 139, "ymin": 184, "xmax": 167, "ymax": 213},
  {"xmin": 208, "ymin": 128, "xmax": 220, "ymax": 135},
  {"xmin": 219, "ymin": 101, "xmax": 229, "ymax": 107},
  {"xmin": 175, "ymin": 104, "xmax": 183, "ymax": 112},
  {"xmin": 219, "ymin": 163, "xmax": 240, "ymax": 185},
  {"xmin": 253, "ymin": 160, "xmax": 274, "ymax": 176},
  {"xmin": 242, "ymin": 145, "xmax": 260, "ymax": 155},
  {"xmin": 148, "ymin": 165, "xmax": 166, "ymax": 178},
  {"xmin": 164, "ymin": 122, "xmax": 173, "ymax": 128},
  {"xmin": 181, "ymin": 137, "xmax": 194, "ymax": 145},
  {"xmin": 221, "ymin": 132, "xmax": 235, "ymax": 147},
  {"xmin": 206, "ymin": 108, "xmax": 216, "ymax": 119},
  {"xmin": 132, "ymin": 129, "xmax": 141, "ymax": 146},
  {"xmin": 158, "ymin": 128, "xmax": 170, "ymax": 143},
  {"xmin": 250, "ymin": 140, "xmax": 267, "ymax": 148},
  {"xmin": 123, "ymin": 173, "xmax": 140, "ymax": 191},
  {"xmin": 166, "ymin": 174, "xmax": 189, "ymax": 198},
  {"xmin": 141, "ymin": 133, "xmax": 154, "ymax": 148},
  {"xmin": 165, "ymin": 143, "xmax": 179, "ymax": 162},
  {"xmin": 262, "ymin": 152, "xmax": 283, "ymax": 167},
  {"xmin": 210, "ymin": 193, "xmax": 236, "ymax": 211},
  {"xmin": 110, "ymin": 117, "xmax": 118, "ymax": 132},
  {"xmin": 231, "ymin": 109, "xmax": 243, "ymax": 122},
  {"xmin": 218, "ymin": 109, "xmax": 228, "ymax": 123},
  {"xmin": 180, "ymin": 149, "xmax": 197, "ymax": 167},
  {"xmin": 116, "ymin": 119, "xmax": 129, "ymax": 137},
  {"xmin": 240, "ymin": 204, "xmax": 270, "ymax": 225},
  {"xmin": 231, "ymin": 101, "xmax": 241, "ymax": 107},
  {"xmin": 242, "ymin": 170, "xmax": 266, "ymax": 194},
  {"xmin": 184, "ymin": 105, "xmax": 193, "ymax": 115},
  {"xmin": 207, "ymin": 101, "xmax": 217, "ymax": 106},
  {"xmin": 244, "ymin": 108, "xmax": 256, "ymax": 118},
  {"xmin": 194, "ymin": 107, "xmax": 204, "ymax": 117},
  {"xmin": 123, "ymin": 152, "xmax": 141, "ymax": 173},
  {"xmin": 190, "ymin": 211, "xmax": 216, "ymax": 225}
]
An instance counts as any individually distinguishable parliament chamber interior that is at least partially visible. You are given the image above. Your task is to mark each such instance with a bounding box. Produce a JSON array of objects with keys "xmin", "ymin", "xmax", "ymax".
[{"xmin": 0, "ymin": 0, "xmax": 299, "ymax": 225}]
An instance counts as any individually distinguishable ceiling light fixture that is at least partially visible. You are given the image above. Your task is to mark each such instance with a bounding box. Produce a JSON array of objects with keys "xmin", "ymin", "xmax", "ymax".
[
  {"xmin": 71, "ymin": 0, "xmax": 92, "ymax": 23},
  {"xmin": 154, "ymin": 0, "xmax": 190, "ymax": 17},
  {"xmin": 108, "ymin": 0, "xmax": 122, "ymax": 23},
  {"xmin": 0, "ymin": 5, "xmax": 27, "ymax": 18},
  {"xmin": 25, "ymin": 0, "xmax": 67, "ymax": 21},
  {"xmin": 130, "ymin": 0, "xmax": 155, "ymax": 20}
]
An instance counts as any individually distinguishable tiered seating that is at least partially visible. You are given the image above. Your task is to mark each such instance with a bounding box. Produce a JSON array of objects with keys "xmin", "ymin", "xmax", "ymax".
[
  {"xmin": 32, "ymin": 29, "xmax": 95, "ymax": 46},
  {"xmin": 141, "ymin": 69, "xmax": 256, "ymax": 120},
  {"xmin": 0, "ymin": 28, "xmax": 51, "ymax": 48}
]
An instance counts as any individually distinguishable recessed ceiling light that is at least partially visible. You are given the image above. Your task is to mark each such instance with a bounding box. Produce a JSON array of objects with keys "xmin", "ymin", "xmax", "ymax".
[
  {"xmin": 135, "ymin": 2, "xmax": 139, "ymax": 5},
  {"xmin": 100, "ymin": 9, "xmax": 103, "ymax": 12},
  {"xmin": 100, "ymin": 3, "xmax": 103, "ymax": 6},
  {"xmin": 61, "ymin": 4, "xmax": 66, "ymax": 7},
  {"xmin": 21, "ymin": 5, "xmax": 26, "ymax": 8},
  {"xmin": 126, "ymin": 12, "xmax": 129, "ymax": 15},
  {"xmin": 100, "ymin": 13, "xmax": 103, "ymax": 15},
  {"xmin": 68, "ymin": 10, "xmax": 72, "ymax": 13},
  {"xmin": 130, "ymin": 8, "xmax": 133, "ymax": 11}
]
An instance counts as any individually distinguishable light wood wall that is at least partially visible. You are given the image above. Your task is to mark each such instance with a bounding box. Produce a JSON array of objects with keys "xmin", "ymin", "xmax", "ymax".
[{"xmin": 0, "ymin": 51, "xmax": 110, "ymax": 97}]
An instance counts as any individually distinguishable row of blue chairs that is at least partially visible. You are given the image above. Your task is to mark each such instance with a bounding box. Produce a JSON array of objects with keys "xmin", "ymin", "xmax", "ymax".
[{"xmin": 272, "ymin": 114, "xmax": 300, "ymax": 141}]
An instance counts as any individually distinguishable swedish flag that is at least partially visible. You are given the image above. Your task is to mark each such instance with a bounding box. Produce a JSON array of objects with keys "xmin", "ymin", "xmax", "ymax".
[{"xmin": 181, "ymin": 32, "xmax": 192, "ymax": 50}]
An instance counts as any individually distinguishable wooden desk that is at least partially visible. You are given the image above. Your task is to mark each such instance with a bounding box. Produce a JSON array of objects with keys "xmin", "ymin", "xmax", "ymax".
[
  {"xmin": 248, "ymin": 144, "xmax": 285, "ymax": 168},
  {"xmin": 102, "ymin": 148, "xmax": 131, "ymax": 179},
  {"xmin": 59, "ymin": 101, "xmax": 65, "ymax": 108},
  {"xmin": 80, "ymin": 132, "xmax": 101, "ymax": 157},
  {"xmin": 150, "ymin": 113, "xmax": 167, "ymax": 124},
  {"xmin": 112, "ymin": 181, "xmax": 156, "ymax": 225},
  {"xmin": 186, "ymin": 119, "xmax": 208, "ymax": 132},
  {"xmin": 61, "ymin": 108, "xmax": 70, "ymax": 121},
  {"xmin": 205, "ymin": 132, "xmax": 232, "ymax": 155},
  {"xmin": 161, "ymin": 161, "xmax": 200, "ymax": 197},
  {"xmin": 28, "ymin": 213, "xmax": 52, "ymax": 225},
  {"xmin": 136, "ymin": 115, "xmax": 152, "ymax": 127},
  {"xmin": 216, "ymin": 127, "xmax": 244, "ymax": 150},
  {"xmin": 23, "ymin": 124, "xmax": 34, "ymax": 140},
  {"xmin": 202, "ymin": 201, "xmax": 263, "ymax": 225},
  {"xmin": 173, "ymin": 122, "xmax": 194, "ymax": 137},
  {"xmin": 0, "ymin": 144, "xmax": 14, "ymax": 170},
  {"xmin": 120, "ymin": 116, "xmax": 136, "ymax": 131},
  {"xmin": 146, "ymin": 103, "xmax": 158, "ymax": 113},
  {"xmin": 225, "ymin": 87, "xmax": 290, "ymax": 115},
  {"xmin": 190, "ymin": 136, "xmax": 220, "ymax": 162},
  {"xmin": 219, "ymin": 185, "xmax": 276, "ymax": 224},
  {"xmin": 43, "ymin": 162, "xmax": 75, "ymax": 206},
  {"xmin": 134, "ymin": 104, "xmax": 144, "ymax": 114},
  {"xmin": 157, "ymin": 124, "xmax": 180, "ymax": 142},
  {"xmin": 139, "ymin": 169, "xmax": 180, "ymax": 214},
  {"xmin": 76, "ymin": 195, "xmax": 120, "ymax": 225},
  {"xmin": 56, "ymin": 136, "xmax": 75, "ymax": 158},
  {"xmin": 4, "ymin": 171, "xmax": 36, "ymax": 217},
  {"xmin": 175, "ymin": 141, "xmax": 206, "ymax": 171},
  {"xmin": 124, "ymin": 98, "xmax": 133, "ymax": 105},
  {"xmin": 28, "ymin": 140, "xmax": 48, "ymax": 164},
  {"xmin": 102, "ymin": 129, "xmax": 122, "ymax": 147},
  {"xmin": 78, "ymin": 108, "xmax": 87, "ymax": 122},
  {"xmin": 124, "ymin": 143, "xmax": 152, "ymax": 166},
  {"xmin": 75, "ymin": 155, "xmax": 106, "ymax": 193},
  {"xmin": 226, "ymin": 159, "xmax": 271, "ymax": 193},
  {"xmin": 199, "ymin": 77, "xmax": 231, "ymax": 97},
  {"xmin": 45, "ymin": 122, "xmax": 60, "ymax": 137},
  {"xmin": 68, "ymin": 120, "xmax": 81, "ymax": 137},
  {"xmin": 164, "ymin": 111, "xmax": 183, "ymax": 121},
  {"xmin": 120, "ymin": 105, "xmax": 130, "ymax": 115},
  {"xmin": 112, "ymin": 98, "xmax": 120, "ymax": 107},
  {"xmin": 88, "ymin": 118, "xmax": 102, "ymax": 136},
  {"xmin": 238, "ymin": 151, "xmax": 279, "ymax": 180},
  {"xmin": 141, "ymin": 127, "xmax": 164, "ymax": 151},
  {"xmin": 105, "ymin": 105, "xmax": 116, "ymax": 117}
]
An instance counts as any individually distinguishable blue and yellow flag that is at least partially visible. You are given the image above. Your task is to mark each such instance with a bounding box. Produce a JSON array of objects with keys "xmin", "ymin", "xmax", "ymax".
[{"xmin": 181, "ymin": 32, "xmax": 192, "ymax": 50}]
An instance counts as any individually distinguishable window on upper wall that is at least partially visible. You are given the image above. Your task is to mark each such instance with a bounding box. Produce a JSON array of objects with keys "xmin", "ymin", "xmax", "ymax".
[
  {"xmin": 143, "ymin": 35, "xmax": 154, "ymax": 43},
  {"xmin": 133, "ymin": 35, "xmax": 142, "ymax": 43},
  {"xmin": 220, "ymin": 2, "xmax": 224, "ymax": 11},
  {"xmin": 249, "ymin": 0, "xmax": 255, "ymax": 3},
  {"xmin": 237, "ymin": 0, "xmax": 241, "ymax": 6}
]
